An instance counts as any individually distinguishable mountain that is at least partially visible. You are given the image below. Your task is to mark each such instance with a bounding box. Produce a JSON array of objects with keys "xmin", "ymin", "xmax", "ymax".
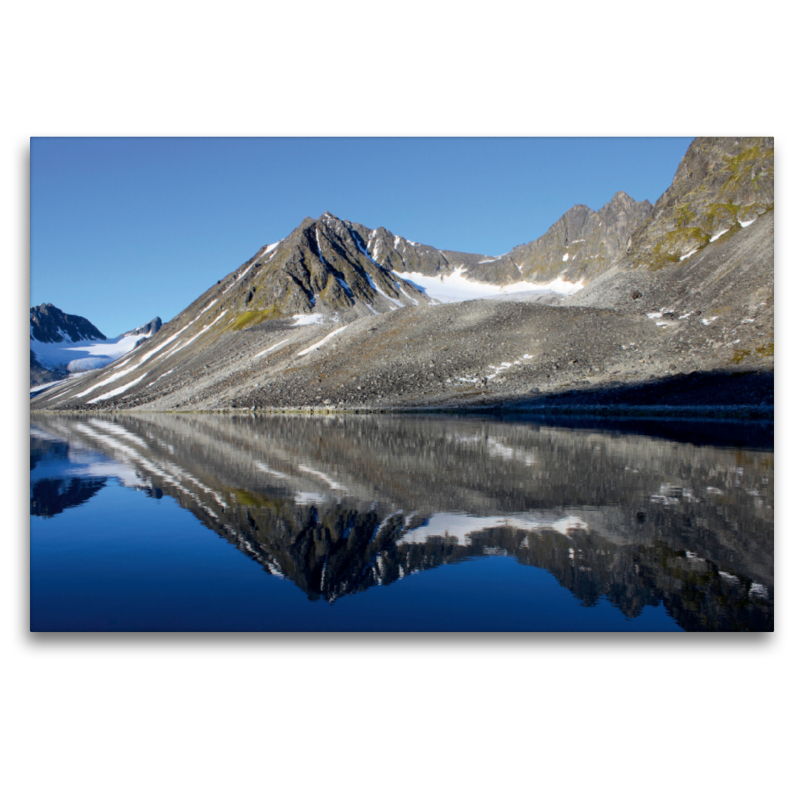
[
  {"xmin": 210, "ymin": 212, "xmax": 434, "ymax": 324},
  {"xmin": 120, "ymin": 317, "xmax": 162, "ymax": 338},
  {"xmin": 563, "ymin": 137, "xmax": 774, "ymax": 370},
  {"xmin": 460, "ymin": 191, "xmax": 653, "ymax": 285},
  {"xmin": 224, "ymin": 194, "xmax": 651, "ymax": 316},
  {"xmin": 30, "ymin": 302, "xmax": 106, "ymax": 345},
  {"xmin": 30, "ymin": 303, "xmax": 162, "ymax": 388},
  {"xmin": 30, "ymin": 137, "xmax": 774, "ymax": 413},
  {"xmin": 349, "ymin": 192, "xmax": 651, "ymax": 292},
  {"xmin": 627, "ymin": 137, "xmax": 773, "ymax": 270}
]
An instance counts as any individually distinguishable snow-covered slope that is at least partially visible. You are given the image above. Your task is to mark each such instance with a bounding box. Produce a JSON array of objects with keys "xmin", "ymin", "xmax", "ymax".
[
  {"xmin": 30, "ymin": 303, "xmax": 159, "ymax": 389},
  {"xmin": 31, "ymin": 331, "xmax": 156, "ymax": 374},
  {"xmin": 394, "ymin": 266, "xmax": 583, "ymax": 303}
]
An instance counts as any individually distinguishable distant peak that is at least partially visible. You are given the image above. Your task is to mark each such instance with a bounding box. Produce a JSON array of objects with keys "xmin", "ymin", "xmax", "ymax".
[{"xmin": 600, "ymin": 191, "xmax": 652, "ymax": 214}]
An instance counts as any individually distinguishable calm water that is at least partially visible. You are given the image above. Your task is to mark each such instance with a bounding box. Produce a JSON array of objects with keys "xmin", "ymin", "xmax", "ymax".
[{"xmin": 30, "ymin": 413, "xmax": 773, "ymax": 632}]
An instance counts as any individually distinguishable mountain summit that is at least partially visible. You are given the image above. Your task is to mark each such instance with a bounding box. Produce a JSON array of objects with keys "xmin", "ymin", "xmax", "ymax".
[
  {"xmin": 211, "ymin": 212, "xmax": 433, "ymax": 327},
  {"xmin": 121, "ymin": 317, "xmax": 162, "ymax": 338},
  {"xmin": 486, "ymin": 191, "xmax": 653, "ymax": 284},
  {"xmin": 30, "ymin": 303, "xmax": 106, "ymax": 345}
]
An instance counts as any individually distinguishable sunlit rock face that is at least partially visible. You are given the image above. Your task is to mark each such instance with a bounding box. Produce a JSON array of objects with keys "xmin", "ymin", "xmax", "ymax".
[{"xmin": 627, "ymin": 137, "xmax": 774, "ymax": 269}]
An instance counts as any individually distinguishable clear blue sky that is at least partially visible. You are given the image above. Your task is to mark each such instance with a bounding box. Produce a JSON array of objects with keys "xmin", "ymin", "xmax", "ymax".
[{"xmin": 31, "ymin": 137, "xmax": 694, "ymax": 336}]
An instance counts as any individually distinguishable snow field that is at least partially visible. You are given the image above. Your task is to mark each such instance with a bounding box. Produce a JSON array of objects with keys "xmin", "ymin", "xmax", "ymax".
[
  {"xmin": 292, "ymin": 314, "xmax": 325, "ymax": 326},
  {"xmin": 393, "ymin": 266, "xmax": 583, "ymax": 304},
  {"xmin": 159, "ymin": 310, "xmax": 228, "ymax": 360},
  {"xmin": 87, "ymin": 374, "xmax": 146, "ymax": 403},
  {"xmin": 31, "ymin": 331, "xmax": 153, "ymax": 374}
]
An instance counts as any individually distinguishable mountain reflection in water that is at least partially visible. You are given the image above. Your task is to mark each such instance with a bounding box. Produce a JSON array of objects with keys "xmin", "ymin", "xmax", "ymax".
[{"xmin": 30, "ymin": 413, "xmax": 773, "ymax": 631}]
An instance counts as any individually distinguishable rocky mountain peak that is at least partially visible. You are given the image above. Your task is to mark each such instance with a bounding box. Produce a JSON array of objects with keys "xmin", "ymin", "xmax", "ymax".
[
  {"xmin": 30, "ymin": 305, "xmax": 169, "ymax": 388},
  {"xmin": 603, "ymin": 190, "xmax": 651, "ymax": 216},
  {"xmin": 626, "ymin": 136, "xmax": 774, "ymax": 269},
  {"xmin": 185, "ymin": 211, "xmax": 434, "ymax": 331},
  {"xmin": 30, "ymin": 303, "xmax": 106, "ymax": 344},
  {"xmin": 479, "ymin": 192, "xmax": 653, "ymax": 285},
  {"xmin": 597, "ymin": 193, "xmax": 654, "ymax": 254},
  {"xmin": 121, "ymin": 317, "xmax": 163, "ymax": 338}
]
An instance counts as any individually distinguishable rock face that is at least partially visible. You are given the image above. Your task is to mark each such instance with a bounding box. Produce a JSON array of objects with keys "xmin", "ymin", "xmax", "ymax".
[
  {"xmin": 29, "ymin": 137, "xmax": 774, "ymax": 413},
  {"xmin": 30, "ymin": 303, "xmax": 106, "ymax": 345},
  {"xmin": 212, "ymin": 212, "xmax": 434, "ymax": 326},
  {"xmin": 232, "ymin": 193, "xmax": 654, "ymax": 308},
  {"xmin": 358, "ymin": 192, "xmax": 653, "ymax": 287},
  {"xmin": 626, "ymin": 137, "xmax": 774, "ymax": 270},
  {"xmin": 482, "ymin": 191, "xmax": 653, "ymax": 284},
  {"xmin": 30, "ymin": 350, "xmax": 65, "ymax": 388},
  {"xmin": 565, "ymin": 138, "xmax": 775, "ymax": 373}
]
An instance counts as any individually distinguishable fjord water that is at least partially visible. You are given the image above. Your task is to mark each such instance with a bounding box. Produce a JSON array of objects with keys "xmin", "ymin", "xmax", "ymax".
[{"xmin": 30, "ymin": 413, "xmax": 773, "ymax": 632}]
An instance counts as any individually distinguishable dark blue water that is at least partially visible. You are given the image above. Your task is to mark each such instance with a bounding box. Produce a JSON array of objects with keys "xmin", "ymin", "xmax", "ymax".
[{"xmin": 30, "ymin": 414, "xmax": 773, "ymax": 631}]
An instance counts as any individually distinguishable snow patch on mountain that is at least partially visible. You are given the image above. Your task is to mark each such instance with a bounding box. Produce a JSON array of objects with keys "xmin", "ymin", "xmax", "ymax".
[
  {"xmin": 297, "ymin": 326, "xmax": 348, "ymax": 356},
  {"xmin": 292, "ymin": 314, "xmax": 325, "ymax": 326},
  {"xmin": 393, "ymin": 267, "xmax": 583, "ymax": 303},
  {"xmin": 87, "ymin": 375, "xmax": 146, "ymax": 404},
  {"xmin": 255, "ymin": 338, "xmax": 291, "ymax": 359},
  {"xmin": 362, "ymin": 269, "xmax": 402, "ymax": 307},
  {"xmin": 31, "ymin": 331, "xmax": 155, "ymax": 375},
  {"xmin": 159, "ymin": 310, "xmax": 228, "ymax": 360},
  {"xmin": 74, "ymin": 361, "xmax": 142, "ymax": 397}
]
